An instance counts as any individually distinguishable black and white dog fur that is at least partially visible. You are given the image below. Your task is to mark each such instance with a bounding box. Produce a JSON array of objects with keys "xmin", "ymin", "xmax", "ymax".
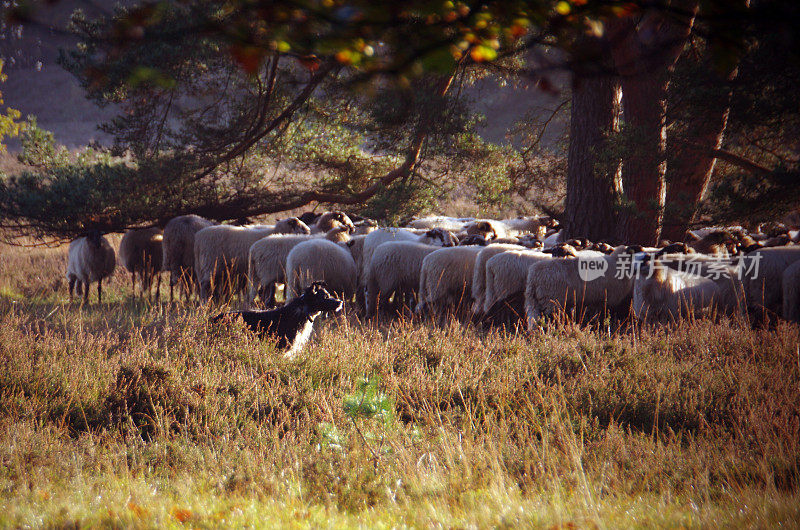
[{"xmin": 211, "ymin": 282, "xmax": 343, "ymax": 355}]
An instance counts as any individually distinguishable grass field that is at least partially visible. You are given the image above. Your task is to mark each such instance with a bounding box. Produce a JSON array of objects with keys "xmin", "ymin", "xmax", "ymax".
[{"xmin": 0, "ymin": 240, "xmax": 799, "ymax": 528}]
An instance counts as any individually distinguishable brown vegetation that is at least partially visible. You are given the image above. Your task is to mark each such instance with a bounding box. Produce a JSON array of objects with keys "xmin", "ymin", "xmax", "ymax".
[{"xmin": 0, "ymin": 241, "xmax": 798, "ymax": 526}]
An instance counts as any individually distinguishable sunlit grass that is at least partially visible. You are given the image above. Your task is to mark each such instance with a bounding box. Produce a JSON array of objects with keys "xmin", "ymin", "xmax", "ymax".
[{"xmin": 0, "ymin": 241, "xmax": 798, "ymax": 527}]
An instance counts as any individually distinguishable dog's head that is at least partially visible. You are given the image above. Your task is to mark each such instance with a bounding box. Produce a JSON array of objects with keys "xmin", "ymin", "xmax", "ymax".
[{"xmin": 301, "ymin": 281, "xmax": 343, "ymax": 315}]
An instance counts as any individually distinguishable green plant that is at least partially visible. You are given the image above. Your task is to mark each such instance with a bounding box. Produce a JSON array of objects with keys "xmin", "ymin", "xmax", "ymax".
[
  {"xmin": 0, "ymin": 60, "xmax": 23, "ymax": 153},
  {"xmin": 17, "ymin": 116, "xmax": 70, "ymax": 169}
]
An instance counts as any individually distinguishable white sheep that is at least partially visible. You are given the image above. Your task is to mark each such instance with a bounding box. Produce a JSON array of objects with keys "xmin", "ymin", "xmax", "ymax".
[
  {"xmin": 542, "ymin": 229, "xmax": 563, "ymax": 247},
  {"xmin": 781, "ymin": 260, "xmax": 800, "ymax": 323},
  {"xmin": 353, "ymin": 220, "xmax": 379, "ymax": 235},
  {"xmin": 524, "ymin": 248, "xmax": 631, "ymax": 327},
  {"xmin": 364, "ymin": 241, "xmax": 442, "ymax": 318},
  {"xmin": 119, "ymin": 227, "xmax": 164, "ymax": 300},
  {"xmin": 66, "ymin": 230, "xmax": 116, "ymax": 304},
  {"xmin": 345, "ymin": 235, "xmax": 367, "ymax": 272},
  {"xmin": 285, "ymin": 239, "xmax": 357, "ymax": 301},
  {"xmin": 470, "ymin": 243, "xmax": 527, "ymax": 317},
  {"xmin": 407, "ymin": 216, "xmax": 473, "ymax": 231},
  {"xmin": 482, "ymin": 249, "xmax": 552, "ymax": 317},
  {"xmin": 415, "ymin": 245, "xmax": 484, "ymax": 321},
  {"xmin": 632, "ymin": 258, "xmax": 744, "ymax": 323},
  {"xmin": 498, "ymin": 216, "xmax": 548, "ymax": 239},
  {"xmin": 360, "ymin": 228, "xmax": 420, "ymax": 272},
  {"xmin": 162, "ymin": 214, "xmax": 215, "ymax": 301},
  {"xmin": 344, "ymin": 235, "xmax": 368, "ymax": 309},
  {"xmin": 358, "ymin": 228, "xmax": 455, "ymax": 305},
  {"xmin": 742, "ymin": 246, "xmax": 800, "ymax": 318},
  {"xmin": 247, "ymin": 234, "xmax": 314, "ymax": 307},
  {"xmin": 194, "ymin": 218, "xmax": 310, "ymax": 301},
  {"xmin": 246, "ymin": 227, "xmax": 354, "ymax": 307}
]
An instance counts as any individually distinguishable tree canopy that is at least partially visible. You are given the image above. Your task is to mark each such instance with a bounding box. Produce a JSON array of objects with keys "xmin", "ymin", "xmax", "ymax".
[{"xmin": 1, "ymin": 0, "xmax": 799, "ymax": 243}]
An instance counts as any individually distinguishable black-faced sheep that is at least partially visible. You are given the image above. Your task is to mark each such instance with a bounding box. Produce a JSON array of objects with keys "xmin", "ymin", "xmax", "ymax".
[
  {"xmin": 119, "ymin": 227, "xmax": 163, "ymax": 300},
  {"xmin": 459, "ymin": 234, "xmax": 489, "ymax": 246},
  {"xmin": 298, "ymin": 211, "xmax": 322, "ymax": 227},
  {"xmin": 312, "ymin": 211, "xmax": 356, "ymax": 234},
  {"xmin": 353, "ymin": 219, "xmax": 379, "ymax": 235},
  {"xmin": 545, "ymin": 243, "xmax": 579, "ymax": 258},
  {"xmin": 162, "ymin": 214, "xmax": 216, "ymax": 301},
  {"xmin": 464, "ymin": 220, "xmax": 505, "ymax": 241},
  {"xmin": 324, "ymin": 225, "xmax": 352, "ymax": 243},
  {"xmin": 195, "ymin": 218, "xmax": 310, "ymax": 301},
  {"xmin": 415, "ymin": 245, "xmax": 484, "ymax": 321},
  {"xmin": 689, "ymin": 230, "xmax": 735, "ymax": 256},
  {"xmin": 285, "ymin": 239, "xmax": 358, "ymax": 302},
  {"xmin": 66, "ymin": 230, "xmax": 116, "ymax": 304}
]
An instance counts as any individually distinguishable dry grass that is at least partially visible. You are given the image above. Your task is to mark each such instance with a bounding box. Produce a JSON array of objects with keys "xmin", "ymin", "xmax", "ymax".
[{"xmin": 0, "ymin": 241, "xmax": 799, "ymax": 527}]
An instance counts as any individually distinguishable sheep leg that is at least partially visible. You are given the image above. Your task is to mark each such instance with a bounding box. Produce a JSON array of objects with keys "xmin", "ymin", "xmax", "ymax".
[
  {"xmin": 365, "ymin": 276, "xmax": 378, "ymax": 318},
  {"xmin": 98, "ymin": 280, "xmax": 103, "ymax": 304},
  {"xmin": 201, "ymin": 280, "xmax": 211, "ymax": 303},
  {"xmin": 264, "ymin": 283, "xmax": 276, "ymax": 308},
  {"xmin": 155, "ymin": 273, "xmax": 161, "ymax": 302},
  {"xmin": 183, "ymin": 269, "xmax": 194, "ymax": 302},
  {"xmin": 83, "ymin": 281, "xmax": 90, "ymax": 304},
  {"xmin": 68, "ymin": 277, "xmax": 76, "ymax": 302},
  {"xmin": 145, "ymin": 271, "xmax": 153, "ymax": 302},
  {"xmin": 355, "ymin": 286, "xmax": 366, "ymax": 314}
]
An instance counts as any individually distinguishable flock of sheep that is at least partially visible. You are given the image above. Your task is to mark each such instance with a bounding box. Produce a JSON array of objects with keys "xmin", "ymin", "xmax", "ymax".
[{"xmin": 65, "ymin": 209, "xmax": 800, "ymax": 327}]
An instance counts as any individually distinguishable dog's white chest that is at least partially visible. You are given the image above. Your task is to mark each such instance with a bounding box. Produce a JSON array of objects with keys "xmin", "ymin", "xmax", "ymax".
[{"xmin": 287, "ymin": 319, "xmax": 315, "ymax": 357}]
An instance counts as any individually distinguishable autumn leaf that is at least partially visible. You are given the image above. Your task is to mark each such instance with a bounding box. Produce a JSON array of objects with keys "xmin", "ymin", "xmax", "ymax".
[{"xmin": 470, "ymin": 44, "xmax": 497, "ymax": 62}]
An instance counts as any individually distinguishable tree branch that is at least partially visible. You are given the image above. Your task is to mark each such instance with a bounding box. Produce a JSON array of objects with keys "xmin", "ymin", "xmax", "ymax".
[
  {"xmin": 163, "ymin": 66, "xmax": 463, "ymax": 224},
  {"xmin": 190, "ymin": 60, "xmax": 335, "ymax": 184},
  {"xmin": 674, "ymin": 139, "xmax": 772, "ymax": 176}
]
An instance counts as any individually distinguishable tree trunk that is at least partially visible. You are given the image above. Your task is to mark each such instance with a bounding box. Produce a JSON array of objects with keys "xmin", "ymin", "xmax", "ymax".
[
  {"xmin": 615, "ymin": 72, "xmax": 670, "ymax": 245},
  {"xmin": 662, "ymin": 107, "xmax": 730, "ymax": 241},
  {"xmin": 662, "ymin": 67, "xmax": 737, "ymax": 241},
  {"xmin": 564, "ymin": 74, "xmax": 622, "ymax": 241},
  {"xmin": 609, "ymin": 5, "xmax": 698, "ymax": 245}
]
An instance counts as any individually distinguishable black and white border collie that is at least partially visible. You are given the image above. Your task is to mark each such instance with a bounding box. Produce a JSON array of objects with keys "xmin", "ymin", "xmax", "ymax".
[{"xmin": 212, "ymin": 282, "xmax": 343, "ymax": 355}]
